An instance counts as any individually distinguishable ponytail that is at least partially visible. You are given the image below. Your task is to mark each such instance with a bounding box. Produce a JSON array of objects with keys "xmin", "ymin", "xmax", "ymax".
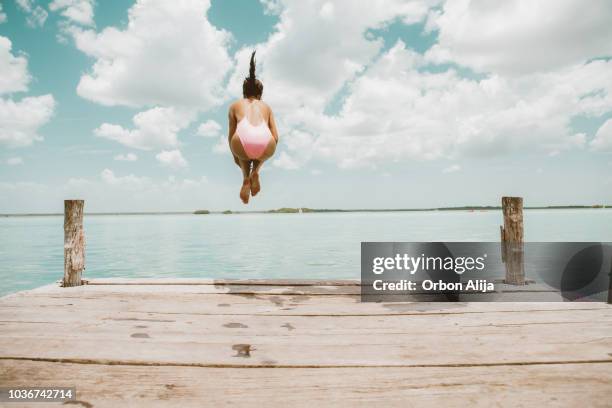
[
  {"xmin": 249, "ymin": 50, "xmax": 256, "ymax": 82},
  {"xmin": 242, "ymin": 50, "xmax": 263, "ymax": 98}
]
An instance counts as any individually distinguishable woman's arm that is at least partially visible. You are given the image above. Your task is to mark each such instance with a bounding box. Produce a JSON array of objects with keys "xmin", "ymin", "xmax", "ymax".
[
  {"xmin": 228, "ymin": 104, "xmax": 239, "ymax": 164},
  {"xmin": 268, "ymin": 108, "xmax": 279, "ymax": 143}
]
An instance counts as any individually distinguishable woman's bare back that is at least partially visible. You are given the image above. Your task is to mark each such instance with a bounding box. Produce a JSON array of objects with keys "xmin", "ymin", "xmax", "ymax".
[{"xmin": 231, "ymin": 99, "xmax": 269, "ymax": 126}]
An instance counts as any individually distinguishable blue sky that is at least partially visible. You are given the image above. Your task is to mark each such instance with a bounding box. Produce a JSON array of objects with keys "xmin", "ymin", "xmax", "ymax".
[{"xmin": 1, "ymin": 0, "xmax": 611, "ymax": 213}]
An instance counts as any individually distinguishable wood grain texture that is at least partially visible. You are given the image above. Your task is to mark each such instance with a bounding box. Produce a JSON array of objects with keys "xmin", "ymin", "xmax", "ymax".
[
  {"xmin": 501, "ymin": 196, "xmax": 525, "ymax": 285},
  {"xmin": 1, "ymin": 279, "xmax": 611, "ymax": 407},
  {"xmin": 2, "ymin": 360, "xmax": 611, "ymax": 408},
  {"xmin": 63, "ymin": 200, "xmax": 85, "ymax": 287}
]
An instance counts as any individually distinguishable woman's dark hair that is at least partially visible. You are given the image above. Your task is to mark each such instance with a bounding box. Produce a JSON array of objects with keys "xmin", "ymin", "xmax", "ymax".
[{"xmin": 243, "ymin": 50, "xmax": 263, "ymax": 99}]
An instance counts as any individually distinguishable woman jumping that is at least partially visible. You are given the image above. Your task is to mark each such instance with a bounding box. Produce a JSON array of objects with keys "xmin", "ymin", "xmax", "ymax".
[{"xmin": 228, "ymin": 51, "xmax": 279, "ymax": 204}]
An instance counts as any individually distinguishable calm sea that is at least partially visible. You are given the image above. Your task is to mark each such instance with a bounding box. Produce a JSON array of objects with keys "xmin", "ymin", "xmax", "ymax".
[{"xmin": 1, "ymin": 209, "xmax": 611, "ymax": 296}]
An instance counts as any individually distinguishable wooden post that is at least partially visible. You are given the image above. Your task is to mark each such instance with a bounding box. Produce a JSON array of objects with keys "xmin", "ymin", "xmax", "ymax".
[
  {"xmin": 500, "ymin": 196, "xmax": 525, "ymax": 285},
  {"xmin": 63, "ymin": 200, "xmax": 85, "ymax": 287}
]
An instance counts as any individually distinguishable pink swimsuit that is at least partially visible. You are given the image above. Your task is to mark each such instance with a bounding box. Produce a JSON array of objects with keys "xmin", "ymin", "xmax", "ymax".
[{"xmin": 236, "ymin": 102, "xmax": 273, "ymax": 160}]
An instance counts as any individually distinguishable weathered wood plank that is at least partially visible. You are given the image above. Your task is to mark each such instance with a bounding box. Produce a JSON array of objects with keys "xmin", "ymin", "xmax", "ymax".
[
  {"xmin": 2, "ymin": 282, "xmax": 609, "ymax": 320},
  {"xmin": 1, "ymin": 360, "xmax": 611, "ymax": 408},
  {"xmin": 1, "ymin": 279, "xmax": 610, "ymax": 406},
  {"xmin": 2, "ymin": 278, "xmax": 598, "ymax": 298},
  {"xmin": 2, "ymin": 334, "xmax": 610, "ymax": 367},
  {"xmin": 1, "ymin": 305, "xmax": 610, "ymax": 366},
  {"xmin": 85, "ymin": 278, "xmax": 361, "ymax": 286},
  {"xmin": 2, "ymin": 291, "xmax": 609, "ymax": 319}
]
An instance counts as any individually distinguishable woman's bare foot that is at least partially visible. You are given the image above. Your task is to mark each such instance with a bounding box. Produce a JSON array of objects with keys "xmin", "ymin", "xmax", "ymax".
[
  {"xmin": 250, "ymin": 172, "xmax": 260, "ymax": 196},
  {"xmin": 240, "ymin": 179, "xmax": 251, "ymax": 204}
]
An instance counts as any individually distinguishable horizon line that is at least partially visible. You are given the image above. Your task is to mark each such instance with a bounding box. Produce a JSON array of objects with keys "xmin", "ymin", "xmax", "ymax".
[{"xmin": 1, "ymin": 204, "xmax": 609, "ymax": 217}]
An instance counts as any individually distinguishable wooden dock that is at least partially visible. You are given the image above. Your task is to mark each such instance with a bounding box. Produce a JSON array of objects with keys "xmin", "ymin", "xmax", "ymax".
[{"xmin": 1, "ymin": 278, "xmax": 611, "ymax": 407}]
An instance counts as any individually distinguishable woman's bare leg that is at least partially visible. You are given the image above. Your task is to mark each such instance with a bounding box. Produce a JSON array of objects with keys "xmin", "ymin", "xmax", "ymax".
[
  {"xmin": 230, "ymin": 134, "xmax": 254, "ymax": 204},
  {"xmin": 238, "ymin": 159, "xmax": 252, "ymax": 204},
  {"xmin": 250, "ymin": 138, "xmax": 276, "ymax": 196}
]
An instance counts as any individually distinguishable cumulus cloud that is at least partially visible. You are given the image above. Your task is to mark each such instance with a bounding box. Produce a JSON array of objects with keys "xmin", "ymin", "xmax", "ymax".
[
  {"xmin": 590, "ymin": 119, "xmax": 612, "ymax": 152},
  {"xmin": 272, "ymin": 129, "xmax": 314, "ymax": 169},
  {"xmin": 212, "ymin": 136, "xmax": 229, "ymax": 154},
  {"xmin": 0, "ymin": 95, "xmax": 56, "ymax": 148},
  {"xmin": 113, "ymin": 153, "xmax": 138, "ymax": 161},
  {"xmin": 273, "ymin": 151, "xmax": 300, "ymax": 170},
  {"xmin": 0, "ymin": 37, "xmax": 30, "ymax": 94},
  {"xmin": 1, "ymin": 172, "xmax": 219, "ymax": 213},
  {"xmin": 16, "ymin": 0, "xmax": 48, "ymax": 27},
  {"xmin": 0, "ymin": 92, "xmax": 55, "ymax": 148},
  {"xmin": 49, "ymin": 0, "xmax": 95, "ymax": 26},
  {"xmin": 94, "ymin": 107, "xmax": 195, "ymax": 150},
  {"xmin": 309, "ymin": 42, "xmax": 609, "ymax": 167},
  {"xmin": 66, "ymin": 169, "xmax": 215, "ymax": 211},
  {"xmin": 0, "ymin": 3, "xmax": 7, "ymax": 24},
  {"xmin": 100, "ymin": 168, "xmax": 150, "ymax": 189},
  {"xmin": 100, "ymin": 170, "xmax": 206, "ymax": 191},
  {"xmin": 0, "ymin": 36, "xmax": 56, "ymax": 147},
  {"xmin": 227, "ymin": 0, "xmax": 436, "ymax": 118},
  {"xmin": 222, "ymin": 0, "xmax": 612, "ymax": 169},
  {"xmin": 425, "ymin": 0, "xmax": 612, "ymax": 75},
  {"xmin": 70, "ymin": 0, "xmax": 231, "ymax": 109},
  {"xmin": 6, "ymin": 157, "xmax": 23, "ymax": 165},
  {"xmin": 260, "ymin": 0, "xmax": 282, "ymax": 15},
  {"xmin": 196, "ymin": 119, "xmax": 222, "ymax": 138},
  {"xmin": 156, "ymin": 149, "xmax": 188, "ymax": 169}
]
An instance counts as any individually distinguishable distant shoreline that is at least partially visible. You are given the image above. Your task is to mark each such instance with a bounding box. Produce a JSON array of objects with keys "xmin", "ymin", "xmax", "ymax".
[{"xmin": 1, "ymin": 205, "xmax": 609, "ymax": 217}]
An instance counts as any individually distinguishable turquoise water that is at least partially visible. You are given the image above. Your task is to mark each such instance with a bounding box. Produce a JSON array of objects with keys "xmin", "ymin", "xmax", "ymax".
[{"xmin": 1, "ymin": 209, "xmax": 611, "ymax": 296}]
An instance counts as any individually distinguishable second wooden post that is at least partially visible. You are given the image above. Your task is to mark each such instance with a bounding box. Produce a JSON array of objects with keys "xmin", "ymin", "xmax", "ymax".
[
  {"xmin": 63, "ymin": 199, "xmax": 85, "ymax": 287},
  {"xmin": 500, "ymin": 196, "xmax": 525, "ymax": 285}
]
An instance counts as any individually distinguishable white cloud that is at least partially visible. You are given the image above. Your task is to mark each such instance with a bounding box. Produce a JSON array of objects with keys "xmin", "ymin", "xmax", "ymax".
[
  {"xmin": 16, "ymin": 0, "xmax": 48, "ymax": 27},
  {"xmin": 156, "ymin": 149, "xmax": 188, "ymax": 169},
  {"xmin": 221, "ymin": 1, "xmax": 612, "ymax": 169},
  {"xmin": 212, "ymin": 136, "xmax": 229, "ymax": 154},
  {"xmin": 69, "ymin": 172, "xmax": 214, "ymax": 212},
  {"xmin": 100, "ymin": 170, "xmax": 206, "ymax": 190},
  {"xmin": 49, "ymin": 0, "xmax": 95, "ymax": 26},
  {"xmin": 71, "ymin": 0, "xmax": 231, "ymax": 109},
  {"xmin": 0, "ymin": 95, "xmax": 56, "ymax": 147},
  {"xmin": 113, "ymin": 152, "xmax": 138, "ymax": 161},
  {"xmin": 1, "ymin": 172, "xmax": 222, "ymax": 213},
  {"xmin": 442, "ymin": 164, "xmax": 461, "ymax": 173},
  {"xmin": 0, "ymin": 3, "xmax": 7, "ymax": 24},
  {"xmin": 260, "ymin": 0, "xmax": 282, "ymax": 15},
  {"xmin": 272, "ymin": 41, "xmax": 612, "ymax": 168},
  {"xmin": 196, "ymin": 119, "xmax": 222, "ymax": 138},
  {"xmin": 94, "ymin": 107, "xmax": 195, "ymax": 150},
  {"xmin": 272, "ymin": 129, "xmax": 314, "ymax": 169},
  {"xmin": 6, "ymin": 157, "xmax": 23, "ymax": 165},
  {"xmin": 273, "ymin": 151, "xmax": 300, "ymax": 170},
  {"xmin": 0, "ymin": 37, "xmax": 30, "ymax": 94},
  {"xmin": 330, "ymin": 43, "xmax": 610, "ymax": 166},
  {"xmin": 425, "ymin": 0, "xmax": 612, "ymax": 75},
  {"xmin": 227, "ymin": 0, "xmax": 436, "ymax": 117},
  {"xmin": 100, "ymin": 168, "xmax": 150, "ymax": 189},
  {"xmin": 0, "ymin": 36, "xmax": 56, "ymax": 148},
  {"xmin": 590, "ymin": 119, "xmax": 612, "ymax": 152}
]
